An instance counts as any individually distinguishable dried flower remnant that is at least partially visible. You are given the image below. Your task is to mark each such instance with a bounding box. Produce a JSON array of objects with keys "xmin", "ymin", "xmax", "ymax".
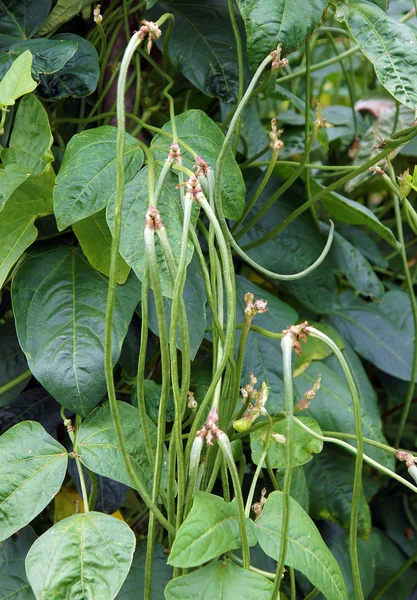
[
  {"xmin": 295, "ymin": 374, "xmax": 322, "ymax": 412},
  {"xmin": 233, "ymin": 375, "xmax": 269, "ymax": 432},
  {"xmin": 138, "ymin": 20, "xmax": 162, "ymax": 54}
]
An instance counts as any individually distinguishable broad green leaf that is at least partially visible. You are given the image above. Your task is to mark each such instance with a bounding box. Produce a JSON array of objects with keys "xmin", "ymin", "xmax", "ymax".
[
  {"xmin": 329, "ymin": 293, "xmax": 415, "ymax": 381},
  {"xmin": 38, "ymin": 0, "xmax": 94, "ymax": 36},
  {"xmin": 73, "ymin": 209, "xmax": 130, "ymax": 284},
  {"xmin": 0, "ymin": 0, "xmax": 51, "ymax": 49},
  {"xmin": 255, "ymin": 491, "xmax": 348, "ymax": 599},
  {"xmin": 77, "ymin": 401, "xmax": 168, "ymax": 495},
  {"xmin": 117, "ymin": 539, "xmax": 172, "ymax": 599},
  {"xmin": 304, "ymin": 446, "xmax": 372, "ymax": 536},
  {"xmin": 372, "ymin": 528, "xmax": 417, "ymax": 599},
  {"xmin": 250, "ymin": 416, "xmax": 323, "ymax": 468},
  {"xmin": 54, "ymin": 125, "xmax": 143, "ymax": 231},
  {"xmin": 151, "ymin": 110, "xmax": 246, "ymax": 220},
  {"xmin": 0, "ymin": 51, "xmax": 37, "ymax": 106},
  {"xmin": 0, "ymin": 163, "xmax": 30, "ymax": 211},
  {"xmin": 335, "ymin": 222, "xmax": 388, "ymax": 269},
  {"xmin": 311, "ymin": 178, "xmax": 397, "ymax": 248},
  {"xmin": 294, "ymin": 361, "xmax": 394, "ymax": 469},
  {"xmin": 237, "ymin": 0, "xmax": 328, "ymax": 68},
  {"xmin": 0, "ymin": 39, "xmax": 78, "ymax": 80},
  {"xmin": 12, "ymin": 246, "xmax": 141, "ymax": 416},
  {"xmin": 38, "ymin": 34, "xmax": 99, "ymax": 101},
  {"xmin": 0, "ymin": 388, "xmax": 62, "ymax": 437},
  {"xmin": 2, "ymin": 94, "xmax": 53, "ymax": 176},
  {"xmin": 0, "ymin": 164, "xmax": 54, "ymax": 289},
  {"xmin": 321, "ymin": 223, "xmax": 384, "ymax": 299},
  {"xmin": 379, "ymin": 289, "xmax": 413, "ymax": 332},
  {"xmin": 165, "ymin": 560, "xmax": 274, "ymax": 599},
  {"xmin": 147, "ymin": 253, "xmax": 207, "ymax": 359},
  {"xmin": 236, "ymin": 275, "xmax": 298, "ymax": 414},
  {"xmin": 0, "ymin": 421, "xmax": 67, "ymax": 541},
  {"xmin": 240, "ymin": 176, "xmax": 336, "ymax": 313},
  {"xmin": 337, "ymin": 1, "xmax": 417, "ymax": 109},
  {"xmin": 168, "ymin": 492, "xmax": 257, "ymax": 568},
  {"xmin": 148, "ymin": 0, "xmax": 249, "ymax": 104},
  {"xmin": 0, "ymin": 320, "xmax": 29, "ymax": 408},
  {"xmin": 25, "ymin": 512, "xmax": 135, "ymax": 600},
  {"xmin": 277, "ymin": 466, "xmax": 310, "ymax": 512},
  {"xmin": 0, "ymin": 526, "xmax": 36, "ymax": 600},
  {"xmin": 107, "ymin": 167, "xmax": 199, "ymax": 298}
]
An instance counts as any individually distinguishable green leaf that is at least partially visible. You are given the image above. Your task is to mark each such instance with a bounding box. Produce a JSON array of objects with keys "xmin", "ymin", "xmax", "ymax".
[
  {"xmin": 335, "ymin": 222, "xmax": 388, "ymax": 269},
  {"xmin": 0, "ymin": 39, "xmax": 78, "ymax": 81},
  {"xmin": 168, "ymin": 492, "xmax": 257, "ymax": 568},
  {"xmin": 0, "ymin": 164, "xmax": 54, "ymax": 289},
  {"xmin": 38, "ymin": 0, "xmax": 94, "ymax": 36},
  {"xmin": 321, "ymin": 222, "xmax": 384, "ymax": 299},
  {"xmin": 304, "ymin": 446, "xmax": 372, "ymax": 536},
  {"xmin": 236, "ymin": 275, "xmax": 298, "ymax": 414},
  {"xmin": 165, "ymin": 559, "xmax": 274, "ymax": 599},
  {"xmin": 0, "ymin": 163, "xmax": 30, "ymax": 211},
  {"xmin": 73, "ymin": 209, "xmax": 130, "ymax": 285},
  {"xmin": 0, "ymin": 51, "xmax": 37, "ymax": 106},
  {"xmin": 329, "ymin": 293, "xmax": 415, "ymax": 381},
  {"xmin": 276, "ymin": 466, "xmax": 310, "ymax": 512},
  {"xmin": 311, "ymin": 178, "xmax": 397, "ymax": 248},
  {"xmin": 12, "ymin": 246, "xmax": 141, "ymax": 416},
  {"xmin": 294, "ymin": 361, "xmax": 394, "ymax": 469},
  {"xmin": 0, "ymin": 421, "xmax": 67, "ymax": 541},
  {"xmin": 25, "ymin": 512, "xmax": 135, "ymax": 600},
  {"xmin": 0, "ymin": 0, "xmax": 51, "ymax": 49},
  {"xmin": 294, "ymin": 322, "xmax": 344, "ymax": 376},
  {"xmin": 240, "ymin": 177, "xmax": 336, "ymax": 313},
  {"xmin": 0, "ymin": 319, "xmax": 29, "ymax": 408},
  {"xmin": 54, "ymin": 125, "xmax": 143, "ymax": 231},
  {"xmin": 250, "ymin": 416, "xmax": 323, "ymax": 468},
  {"xmin": 255, "ymin": 491, "xmax": 348, "ymax": 599},
  {"xmin": 77, "ymin": 401, "xmax": 168, "ymax": 495},
  {"xmin": 337, "ymin": 1, "xmax": 417, "ymax": 109},
  {"xmin": 38, "ymin": 34, "xmax": 99, "ymax": 101},
  {"xmin": 0, "ymin": 526, "xmax": 36, "ymax": 600},
  {"xmin": 134, "ymin": 379, "xmax": 175, "ymax": 424},
  {"xmin": 147, "ymin": 253, "xmax": 207, "ymax": 359},
  {"xmin": 2, "ymin": 94, "xmax": 53, "ymax": 176},
  {"xmin": 372, "ymin": 528, "xmax": 417, "ymax": 599},
  {"xmin": 107, "ymin": 167, "xmax": 199, "ymax": 299},
  {"xmin": 148, "ymin": 0, "xmax": 248, "ymax": 104},
  {"xmin": 237, "ymin": 0, "xmax": 328, "ymax": 68},
  {"xmin": 117, "ymin": 539, "xmax": 172, "ymax": 599},
  {"xmin": 151, "ymin": 109, "xmax": 246, "ymax": 220}
]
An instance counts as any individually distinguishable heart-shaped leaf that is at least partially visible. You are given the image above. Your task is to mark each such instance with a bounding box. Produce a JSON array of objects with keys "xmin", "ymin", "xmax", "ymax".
[
  {"xmin": 0, "ymin": 51, "xmax": 37, "ymax": 106},
  {"xmin": 25, "ymin": 512, "xmax": 135, "ymax": 600},
  {"xmin": 0, "ymin": 421, "xmax": 67, "ymax": 541},
  {"xmin": 12, "ymin": 246, "xmax": 141, "ymax": 416},
  {"xmin": 168, "ymin": 491, "xmax": 257, "ymax": 568},
  {"xmin": 255, "ymin": 491, "xmax": 348, "ymax": 599}
]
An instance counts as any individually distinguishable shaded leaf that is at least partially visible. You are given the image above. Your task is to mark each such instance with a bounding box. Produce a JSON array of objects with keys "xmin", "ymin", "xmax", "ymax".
[
  {"xmin": 0, "ymin": 0, "xmax": 51, "ymax": 49},
  {"xmin": 372, "ymin": 528, "xmax": 417, "ymax": 600},
  {"xmin": 0, "ymin": 319, "xmax": 29, "ymax": 408},
  {"xmin": 38, "ymin": 0, "xmax": 94, "ymax": 36},
  {"xmin": 54, "ymin": 125, "xmax": 143, "ymax": 231},
  {"xmin": 0, "ymin": 526, "xmax": 36, "ymax": 600},
  {"xmin": 294, "ymin": 322, "xmax": 344, "ymax": 376},
  {"xmin": 337, "ymin": 1, "xmax": 417, "ymax": 109},
  {"xmin": 165, "ymin": 559, "xmax": 273, "ymax": 599},
  {"xmin": 38, "ymin": 34, "xmax": 99, "ymax": 100},
  {"xmin": 0, "ymin": 421, "xmax": 67, "ymax": 541},
  {"xmin": 276, "ymin": 466, "xmax": 310, "ymax": 512},
  {"xmin": 73, "ymin": 209, "xmax": 130, "ymax": 284},
  {"xmin": 168, "ymin": 492, "xmax": 257, "ymax": 568},
  {"xmin": 149, "ymin": 0, "xmax": 248, "ymax": 104},
  {"xmin": 12, "ymin": 246, "xmax": 141, "ymax": 416},
  {"xmin": 255, "ymin": 490, "xmax": 348, "ymax": 599},
  {"xmin": 77, "ymin": 401, "xmax": 168, "ymax": 495},
  {"xmin": 0, "ymin": 51, "xmax": 37, "ymax": 106},
  {"xmin": 132, "ymin": 379, "xmax": 175, "ymax": 424},
  {"xmin": 151, "ymin": 109, "xmax": 246, "ymax": 220},
  {"xmin": 117, "ymin": 539, "xmax": 172, "ymax": 599},
  {"xmin": 0, "ymin": 388, "xmax": 62, "ymax": 436},
  {"xmin": 250, "ymin": 416, "xmax": 323, "ymax": 468},
  {"xmin": 0, "ymin": 39, "xmax": 78, "ymax": 80},
  {"xmin": 237, "ymin": 0, "xmax": 328, "ymax": 68},
  {"xmin": 26, "ymin": 512, "xmax": 135, "ymax": 600},
  {"xmin": 0, "ymin": 163, "xmax": 30, "ymax": 211},
  {"xmin": 335, "ymin": 222, "xmax": 388, "ymax": 269}
]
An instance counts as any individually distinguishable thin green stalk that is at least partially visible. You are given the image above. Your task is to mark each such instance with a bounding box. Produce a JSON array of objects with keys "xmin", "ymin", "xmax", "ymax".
[
  {"xmin": 278, "ymin": 45, "xmax": 359, "ymax": 85},
  {"xmin": 0, "ymin": 369, "xmax": 31, "ymax": 396},
  {"xmin": 307, "ymin": 326, "xmax": 364, "ymax": 600},
  {"xmin": 386, "ymin": 161, "xmax": 417, "ymax": 448},
  {"xmin": 75, "ymin": 457, "xmax": 89, "ymax": 513},
  {"xmin": 104, "ymin": 28, "xmax": 175, "ymax": 538},
  {"xmin": 87, "ymin": 469, "xmax": 98, "ymax": 511},
  {"xmin": 244, "ymin": 450, "xmax": 267, "ymax": 517},
  {"xmin": 241, "ymin": 161, "xmax": 355, "ymax": 172},
  {"xmin": 304, "ymin": 589, "xmax": 320, "ymax": 600},
  {"xmin": 271, "ymin": 334, "xmax": 295, "ymax": 596},
  {"xmin": 371, "ymin": 549, "xmax": 417, "ymax": 599},
  {"xmin": 290, "ymin": 568, "xmax": 296, "ymax": 600},
  {"xmin": 227, "ymin": 0, "xmax": 244, "ymax": 154},
  {"xmin": 229, "ymin": 554, "xmax": 277, "ymax": 580}
]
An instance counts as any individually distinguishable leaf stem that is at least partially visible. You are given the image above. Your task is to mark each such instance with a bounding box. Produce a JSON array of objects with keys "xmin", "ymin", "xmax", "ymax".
[{"xmin": 0, "ymin": 368, "xmax": 31, "ymax": 396}]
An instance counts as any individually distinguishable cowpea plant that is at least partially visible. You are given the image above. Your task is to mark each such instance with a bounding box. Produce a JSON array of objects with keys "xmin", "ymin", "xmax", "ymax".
[{"xmin": 3, "ymin": 0, "xmax": 417, "ymax": 598}]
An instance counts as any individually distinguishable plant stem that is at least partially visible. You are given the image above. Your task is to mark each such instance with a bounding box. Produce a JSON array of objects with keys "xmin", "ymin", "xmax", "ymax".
[
  {"xmin": 0, "ymin": 369, "xmax": 31, "ymax": 396},
  {"xmin": 371, "ymin": 548, "xmax": 417, "ymax": 599}
]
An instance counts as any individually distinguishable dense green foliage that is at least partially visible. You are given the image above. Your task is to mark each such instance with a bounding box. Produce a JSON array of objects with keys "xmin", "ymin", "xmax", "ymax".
[{"xmin": 2, "ymin": 0, "xmax": 417, "ymax": 598}]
